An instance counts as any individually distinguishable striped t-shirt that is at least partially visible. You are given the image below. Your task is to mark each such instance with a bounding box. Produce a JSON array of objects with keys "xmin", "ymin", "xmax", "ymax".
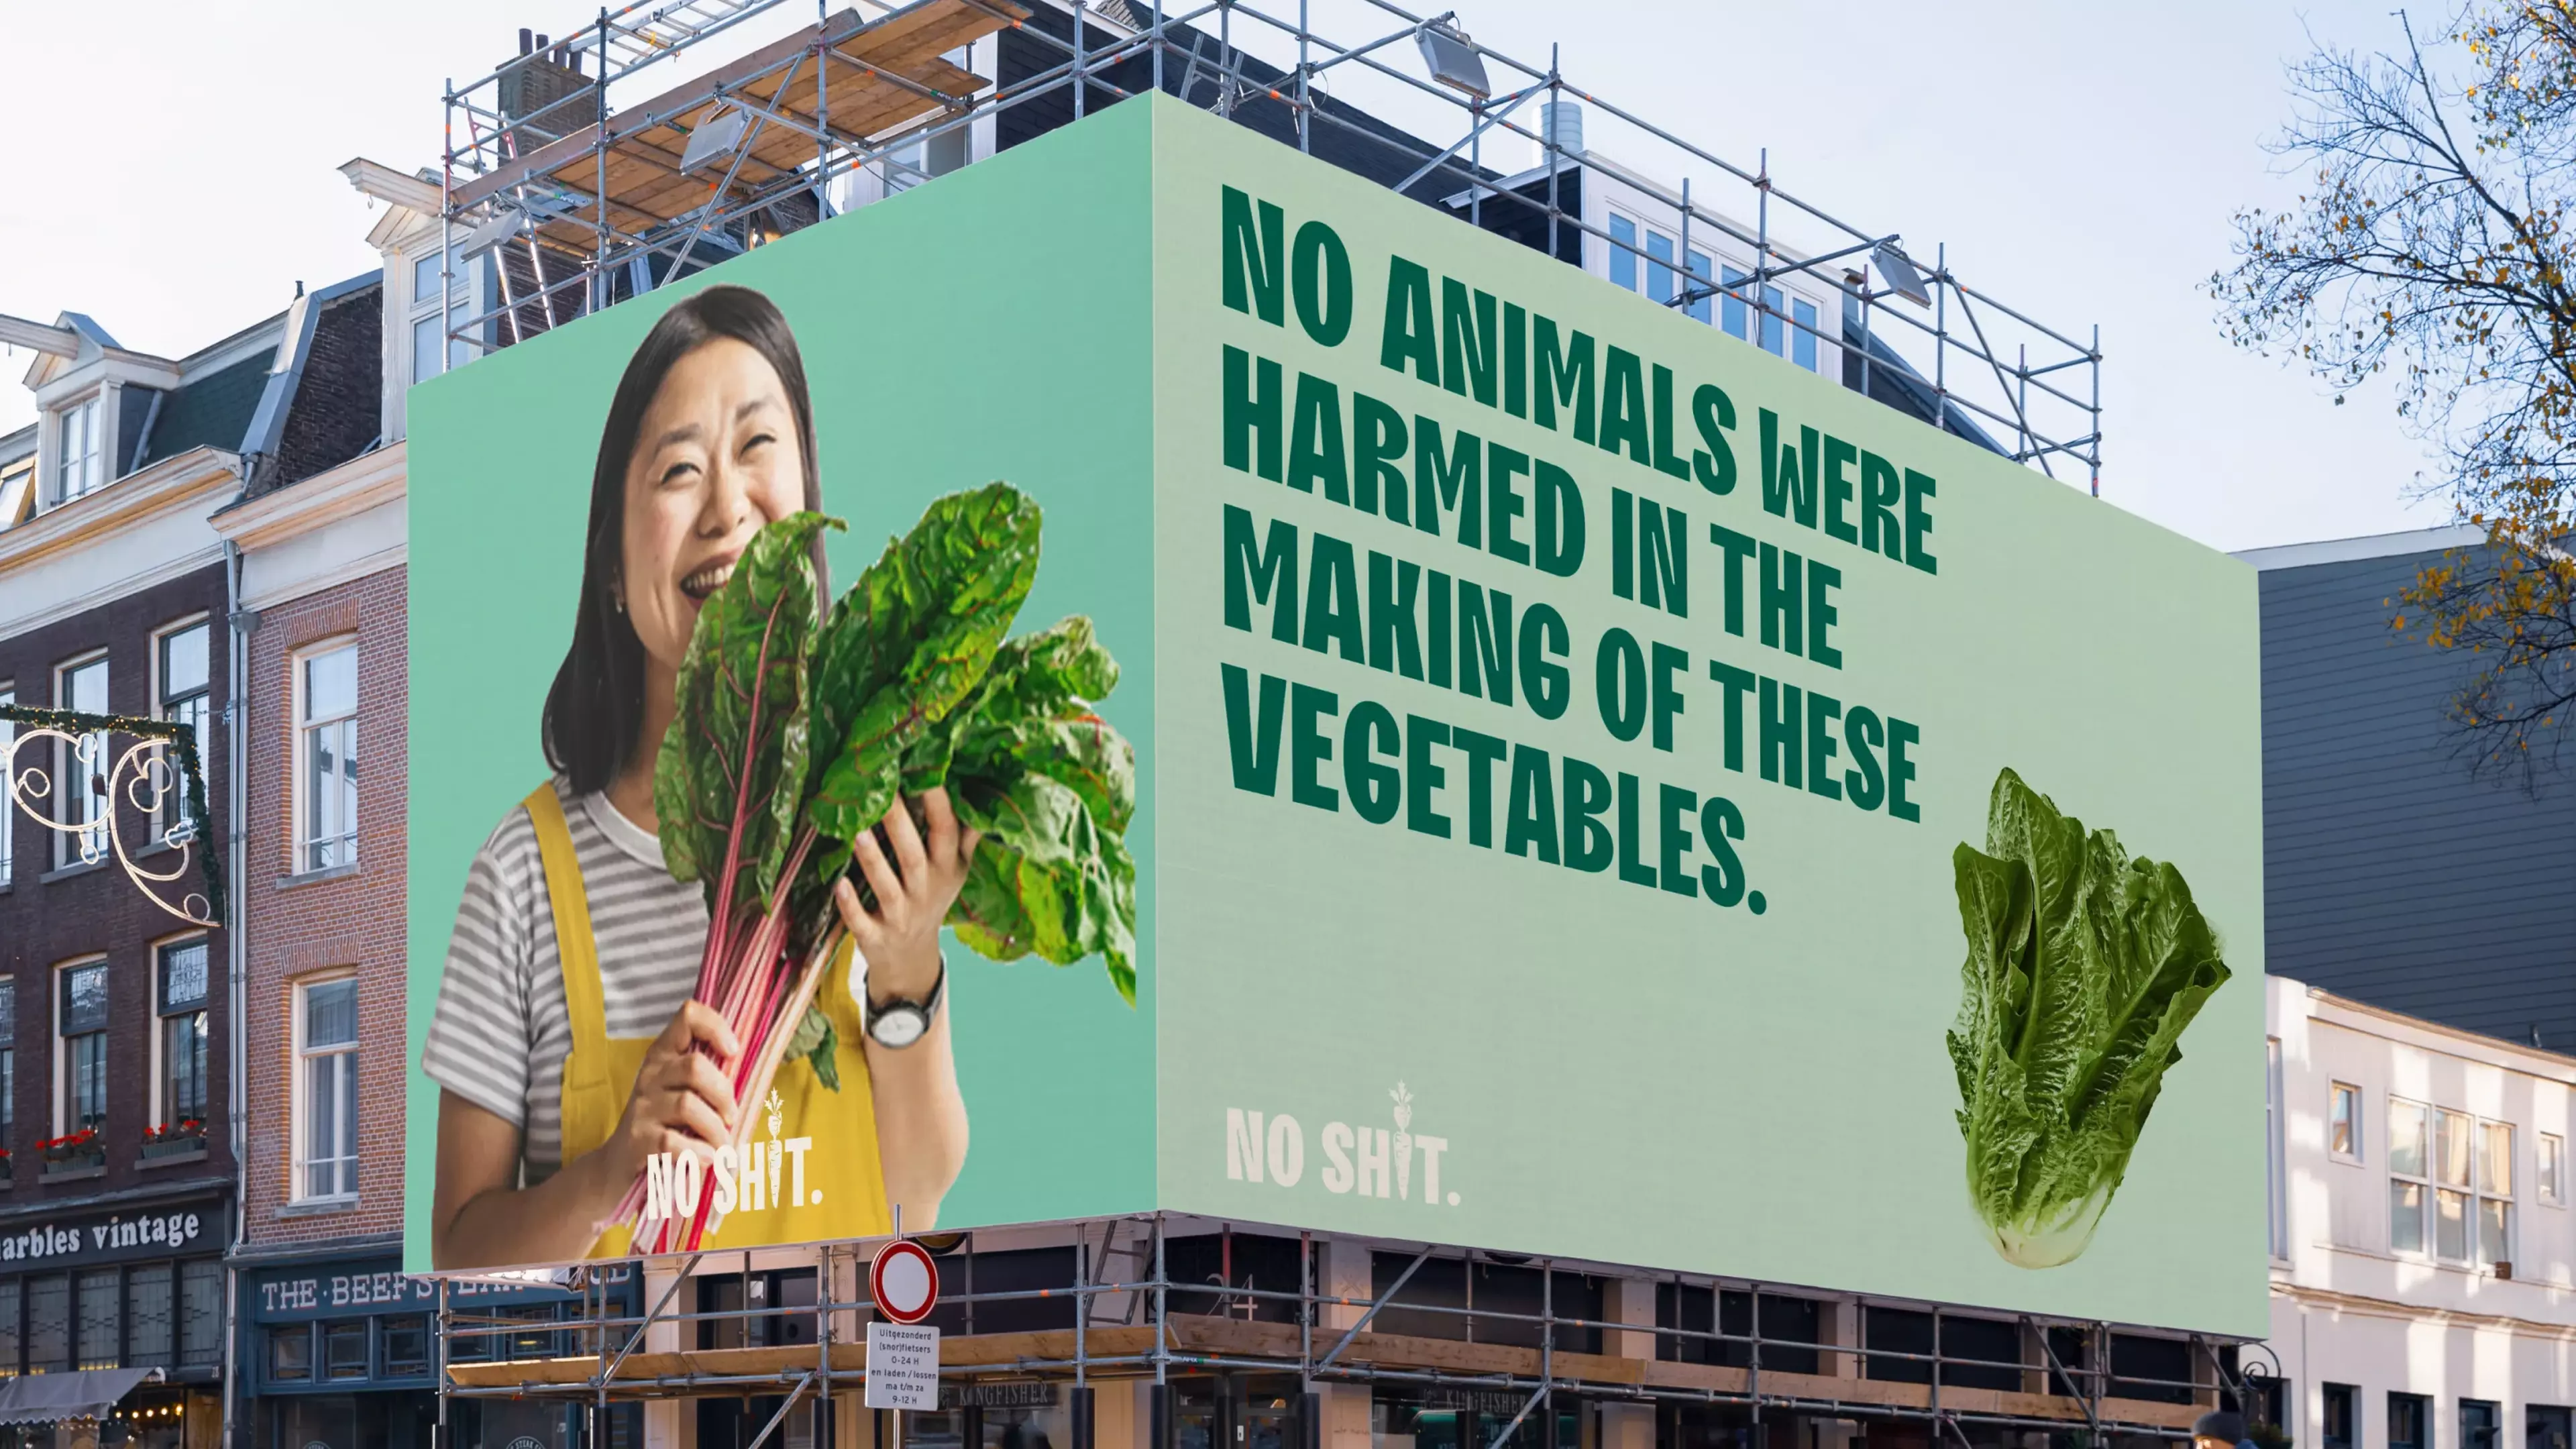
[{"xmin": 422, "ymin": 780, "xmax": 708, "ymax": 1182}]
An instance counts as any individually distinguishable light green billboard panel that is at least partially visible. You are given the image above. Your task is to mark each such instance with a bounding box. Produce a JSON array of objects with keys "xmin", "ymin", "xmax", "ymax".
[{"xmin": 409, "ymin": 94, "xmax": 2264, "ymax": 1336}]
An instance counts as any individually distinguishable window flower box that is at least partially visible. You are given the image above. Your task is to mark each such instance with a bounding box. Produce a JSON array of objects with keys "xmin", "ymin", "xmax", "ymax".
[
  {"xmin": 141, "ymin": 1120, "xmax": 206, "ymax": 1159},
  {"xmin": 40, "ymin": 1130, "xmax": 104, "ymax": 1170}
]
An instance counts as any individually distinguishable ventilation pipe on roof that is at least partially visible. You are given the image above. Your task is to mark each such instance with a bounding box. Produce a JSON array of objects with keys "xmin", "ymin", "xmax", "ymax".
[{"xmin": 1540, "ymin": 99, "xmax": 1583, "ymax": 160}]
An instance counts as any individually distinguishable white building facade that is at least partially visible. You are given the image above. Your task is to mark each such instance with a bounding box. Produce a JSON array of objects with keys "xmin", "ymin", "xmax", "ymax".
[{"xmin": 2268, "ymin": 975, "xmax": 2576, "ymax": 1449}]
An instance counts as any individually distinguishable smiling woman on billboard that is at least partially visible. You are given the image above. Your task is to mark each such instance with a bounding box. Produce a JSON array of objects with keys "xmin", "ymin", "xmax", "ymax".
[{"xmin": 420, "ymin": 285, "xmax": 971, "ymax": 1269}]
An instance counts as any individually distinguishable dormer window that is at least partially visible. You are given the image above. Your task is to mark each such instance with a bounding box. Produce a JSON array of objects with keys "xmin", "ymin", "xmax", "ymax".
[
  {"xmin": 54, "ymin": 395, "xmax": 102, "ymax": 502},
  {"xmin": 409, "ymin": 248, "xmax": 476, "ymax": 386}
]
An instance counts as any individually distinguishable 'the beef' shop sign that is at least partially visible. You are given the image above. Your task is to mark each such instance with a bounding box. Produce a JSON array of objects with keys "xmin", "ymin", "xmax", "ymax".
[{"xmin": 0, "ymin": 1208, "xmax": 207, "ymax": 1268}]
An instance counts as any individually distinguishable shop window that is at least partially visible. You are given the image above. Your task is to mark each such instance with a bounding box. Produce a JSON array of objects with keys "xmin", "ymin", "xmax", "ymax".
[
  {"xmin": 0, "ymin": 1279, "xmax": 19, "ymax": 1378},
  {"xmin": 24, "ymin": 1275, "xmax": 67, "ymax": 1375},
  {"xmin": 2323, "ymin": 1383, "xmax": 2356, "ymax": 1449},
  {"xmin": 74, "ymin": 1267, "xmax": 116, "ymax": 1369},
  {"xmin": 55, "ymin": 958, "xmax": 107, "ymax": 1136},
  {"xmin": 2107, "ymin": 1334, "xmax": 2193, "ymax": 1405},
  {"xmin": 125, "ymin": 1264, "xmax": 173, "ymax": 1368},
  {"xmin": 325, "ymin": 1319, "xmax": 370, "ymax": 1379},
  {"xmin": 695, "ymin": 1272, "xmax": 815, "ymax": 1352},
  {"xmin": 53, "ymin": 654, "xmax": 108, "ymax": 867},
  {"xmin": 1656, "ymin": 1284, "xmax": 1821, "ymax": 1375},
  {"xmin": 153, "ymin": 618, "xmax": 210, "ymax": 845},
  {"xmin": 294, "ymin": 641, "xmax": 359, "ymax": 871},
  {"xmin": 2529, "ymin": 1405, "xmax": 2571, "ymax": 1449},
  {"xmin": 2391, "ymin": 1392, "xmax": 2431, "ymax": 1449},
  {"xmin": 382, "ymin": 1316, "xmax": 430, "ymax": 1377},
  {"xmin": 1160, "ymin": 1232, "xmax": 1307, "ymax": 1326},
  {"xmin": 295, "ymin": 976, "xmax": 360, "ymax": 1200},
  {"xmin": 156, "ymin": 937, "xmax": 209, "ymax": 1137},
  {"xmin": 270, "ymin": 1324, "xmax": 313, "ymax": 1382},
  {"xmin": 179, "ymin": 1260, "xmax": 222, "ymax": 1366}
]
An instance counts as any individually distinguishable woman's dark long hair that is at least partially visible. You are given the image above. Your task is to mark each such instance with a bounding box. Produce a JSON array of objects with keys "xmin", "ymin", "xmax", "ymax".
[{"xmin": 542, "ymin": 284, "xmax": 823, "ymax": 794}]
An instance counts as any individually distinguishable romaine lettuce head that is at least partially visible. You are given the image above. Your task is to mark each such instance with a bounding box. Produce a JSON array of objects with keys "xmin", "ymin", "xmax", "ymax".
[{"xmin": 1947, "ymin": 768, "xmax": 2230, "ymax": 1269}]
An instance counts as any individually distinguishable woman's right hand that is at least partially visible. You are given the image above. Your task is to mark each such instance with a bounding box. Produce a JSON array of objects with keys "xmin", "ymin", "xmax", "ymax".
[{"xmin": 606, "ymin": 1000, "xmax": 742, "ymax": 1181}]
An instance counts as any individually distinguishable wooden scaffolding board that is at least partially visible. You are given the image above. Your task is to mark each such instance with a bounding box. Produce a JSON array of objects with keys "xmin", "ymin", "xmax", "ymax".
[
  {"xmin": 443, "ymin": 1313, "xmax": 2203, "ymax": 1429},
  {"xmin": 454, "ymin": 0, "xmax": 1030, "ymax": 251}
]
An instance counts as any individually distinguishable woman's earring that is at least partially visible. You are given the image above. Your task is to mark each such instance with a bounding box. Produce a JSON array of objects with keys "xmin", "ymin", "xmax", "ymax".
[{"xmin": 611, "ymin": 589, "xmax": 627, "ymax": 614}]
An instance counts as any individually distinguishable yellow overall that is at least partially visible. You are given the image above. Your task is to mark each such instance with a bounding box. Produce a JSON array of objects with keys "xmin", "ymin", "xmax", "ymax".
[{"xmin": 523, "ymin": 784, "xmax": 893, "ymax": 1256}]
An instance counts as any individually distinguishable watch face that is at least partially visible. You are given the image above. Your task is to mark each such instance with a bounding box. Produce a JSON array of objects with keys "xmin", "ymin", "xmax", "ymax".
[{"xmin": 870, "ymin": 1006, "xmax": 928, "ymax": 1049}]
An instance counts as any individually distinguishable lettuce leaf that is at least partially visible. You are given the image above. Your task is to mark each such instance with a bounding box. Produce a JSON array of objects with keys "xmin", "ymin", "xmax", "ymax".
[{"xmin": 1947, "ymin": 768, "xmax": 2229, "ymax": 1268}]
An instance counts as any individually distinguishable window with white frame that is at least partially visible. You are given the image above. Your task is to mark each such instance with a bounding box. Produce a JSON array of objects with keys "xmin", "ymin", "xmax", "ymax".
[
  {"xmin": 2542, "ymin": 1132, "xmax": 2565, "ymax": 1207},
  {"xmin": 0, "ymin": 683, "xmax": 13, "ymax": 887},
  {"xmin": 2267, "ymin": 1038, "xmax": 2288, "ymax": 1257},
  {"xmin": 1609, "ymin": 213, "xmax": 1715, "ymax": 325},
  {"xmin": 0, "ymin": 458, "xmax": 32, "ymax": 530},
  {"xmin": 55, "ymin": 959, "xmax": 106, "ymax": 1137},
  {"xmin": 0, "ymin": 979, "xmax": 17, "ymax": 1148},
  {"xmin": 2390, "ymin": 1097, "xmax": 2515, "ymax": 1266},
  {"xmin": 154, "ymin": 938, "xmax": 208, "ymax": 1137},
  {"xmin": 154, "ymin": 620, "xmax": 210, "ymax": 847},
  {"xmin": 2478, "ymin": 1118, "xmax": 2516, "ymax": 1265},
  {"xmin": 52, "ymin": 655, "xmax": 109, "ymax": 868},
  {"xmin": 295, "ymin": 977, "xmax": 359, "ymax": 1199},
  {"xmin": 2331, "ymin": 1081, "xmax": 2363, "ymax": 1163},
  {"xmin": 53, "ymin": 396, "xmax": 101, "ymax": 503},
  {"xmin": 1605, "ymin": 207, "xmax": 1827, "ymax": 375},
  {"xmin": 409, "ymin": 247, "xmax": 476, "ymax": 386},
  {"xmin": 294, "ymin": 641, "xmax": 358, "ymax": 872}
]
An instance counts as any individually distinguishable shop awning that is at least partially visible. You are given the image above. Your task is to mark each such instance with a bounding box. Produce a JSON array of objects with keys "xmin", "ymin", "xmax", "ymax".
[{"xmin": 0, "ymin": 1367, "xmax": 158, "ymax": 1425}]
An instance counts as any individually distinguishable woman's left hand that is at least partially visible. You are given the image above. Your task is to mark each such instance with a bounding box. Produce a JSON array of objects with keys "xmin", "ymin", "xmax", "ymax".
[{"xmin": 835, "ymin": 786, "xmax": 982, "ymax": 1006}]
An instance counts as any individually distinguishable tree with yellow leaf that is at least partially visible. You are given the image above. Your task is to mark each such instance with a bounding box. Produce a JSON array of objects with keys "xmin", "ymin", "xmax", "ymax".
[{"xmin": 2217, "ymin": 6, "xmax": 2576, "ymax": 786}]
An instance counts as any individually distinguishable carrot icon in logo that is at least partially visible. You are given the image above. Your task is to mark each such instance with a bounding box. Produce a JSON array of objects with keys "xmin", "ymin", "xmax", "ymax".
[{"xmin": 1391, "ymin": 1083, "xmax": 1416, "ymax": 1201}]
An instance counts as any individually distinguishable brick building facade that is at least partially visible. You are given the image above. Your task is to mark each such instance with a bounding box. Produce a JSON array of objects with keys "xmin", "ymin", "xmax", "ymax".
[
  {"xmin": 215, "ymin": 435, "xmax": 434, "ymax": 1449},
  {"xmin": 0, "ymin": 310, "xmax": 283, "ymax": 1444}
]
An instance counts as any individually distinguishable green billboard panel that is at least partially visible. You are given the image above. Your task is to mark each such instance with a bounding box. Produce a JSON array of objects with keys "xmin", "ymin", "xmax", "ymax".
[{"xmin": 408, "ymin": 94, "xmax": 2263, "ymax": 1336}]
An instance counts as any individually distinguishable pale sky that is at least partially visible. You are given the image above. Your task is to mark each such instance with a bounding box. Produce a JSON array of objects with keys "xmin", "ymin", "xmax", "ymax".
[{"xmin": 0, "ymin": 0, "xmax": 2447, "ymax": 553}]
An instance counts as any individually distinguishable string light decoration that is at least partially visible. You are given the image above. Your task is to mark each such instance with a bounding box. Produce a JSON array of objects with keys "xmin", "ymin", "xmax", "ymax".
[{"xmin": 0, "ymin": 706, "xmax": 225, "ymax": 927}]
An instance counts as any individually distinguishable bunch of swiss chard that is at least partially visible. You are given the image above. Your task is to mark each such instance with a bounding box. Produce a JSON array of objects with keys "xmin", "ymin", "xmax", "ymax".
[
  {"xmin": 1947, "ymin": 768, "xmax": 2228, "ymax": 1269},
  {"xmin": 614, "ymin": 484, "xmax": 1136, "ymax": 1254}
]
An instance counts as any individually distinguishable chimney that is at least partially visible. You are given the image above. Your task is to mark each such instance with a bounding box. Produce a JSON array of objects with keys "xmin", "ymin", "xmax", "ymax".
[{"xmin": 498, "ymin": 30, "xmax": 600, "ymax": 142}]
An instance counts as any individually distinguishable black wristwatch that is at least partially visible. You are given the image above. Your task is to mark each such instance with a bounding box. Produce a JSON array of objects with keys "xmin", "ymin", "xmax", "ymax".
[{"xmin": 862, "ymin": 957, "xmax": 947, "ymax": 1049}]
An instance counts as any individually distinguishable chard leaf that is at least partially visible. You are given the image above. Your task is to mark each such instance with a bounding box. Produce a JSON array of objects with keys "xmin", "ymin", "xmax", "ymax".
[
  {"xmin": 1947, "ymin": 769, "xmax": 2229, "ymax": 1269},
  {"xmin": 655, "ymin": 511, "xmax": 841, "ymax": 916},
  {"xmin": 804, "ymin": 483, "xmax": 1042, "ymax": 864},
  {"xmin": 782, "ymin": 1006, "xmax": 841, "ymax": 1093}
]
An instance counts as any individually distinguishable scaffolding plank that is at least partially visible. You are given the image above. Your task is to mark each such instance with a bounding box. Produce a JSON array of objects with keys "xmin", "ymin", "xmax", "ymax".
[
  {"xmin": 455, "ymin": 0, "xmax": 1026, "ymax": 214},
  {"xmin": 439, "ymin": 1312, "xmax": 2200, "ymax": 1429}
]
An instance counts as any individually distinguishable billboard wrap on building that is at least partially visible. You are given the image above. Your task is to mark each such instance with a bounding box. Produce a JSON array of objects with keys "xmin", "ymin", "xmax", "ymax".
[{"xmin": 409, "ymin": 95, "xmax": 2265, "ymax": 1335}]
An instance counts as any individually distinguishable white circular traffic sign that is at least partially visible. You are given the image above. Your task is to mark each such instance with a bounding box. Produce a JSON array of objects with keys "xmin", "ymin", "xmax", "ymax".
[{"xmin": 871, "ymin": 1238, "xmax": 940, "ymax": 1324}]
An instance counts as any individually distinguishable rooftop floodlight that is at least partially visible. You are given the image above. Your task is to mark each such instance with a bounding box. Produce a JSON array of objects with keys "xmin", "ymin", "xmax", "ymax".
[
  {"xmin": 458, "ymin": 206, "xmax": 527, "ymax": 262},
  {"xmin": 1872, "ymin": 242, "xmax": 1933, "ymax": 307},
  {"xmin": 1416, "ymin": 22, "xmax": 1491, "ymax": 99},
  {"xmin": 678, "ymin": 107, "xmax": 751, "ymax": 175}
]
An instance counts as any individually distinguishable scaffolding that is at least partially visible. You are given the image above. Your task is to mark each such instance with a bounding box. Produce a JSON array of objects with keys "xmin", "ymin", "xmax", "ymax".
[
  {"xmin": 437, "ymin": 0, "xmax": 2106, "ymax": 492},
  {"xmin": 433, "ymin": 1214, "xmax": 2275, "ymax": 1449}
]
